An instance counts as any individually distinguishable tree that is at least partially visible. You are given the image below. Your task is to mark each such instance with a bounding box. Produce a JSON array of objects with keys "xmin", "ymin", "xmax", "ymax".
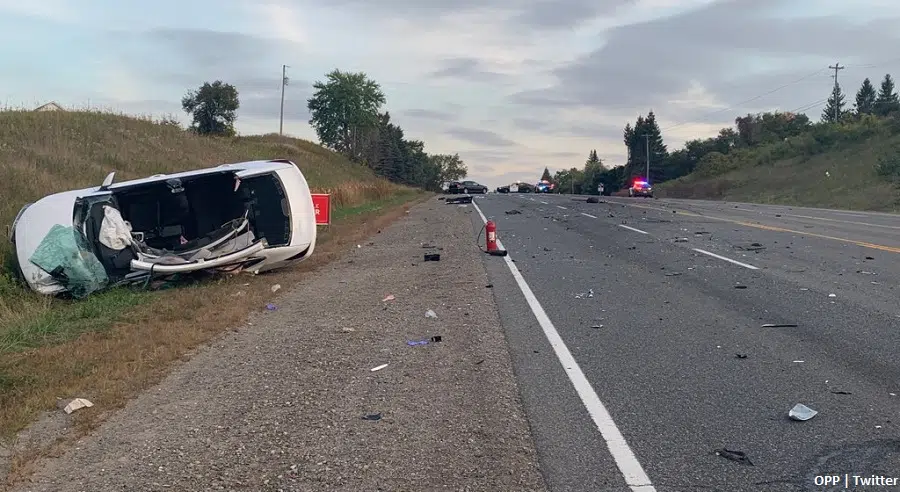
[
  {"xmin": 855, "ymin": 78, "xmax": 877, "ymax": 115},
  {"xmin": 181, "ymin": 81, "xmax": 239, "ymax": 136},
  {"xmin": 430, "ymin": 154, "xmax": 468, "ymax": 184},
  {"xmin": 875, "ymin": 74, "xmax": 900, "ymax": 116},
  {"xmin": 582, "ymin": 150, "xmax": 605, "ymax": 193},
  {"xmin": 541, "ymin": 167, "xmax": 552, "ymax": 182},
  {"xmin": 307, "ymin": 69, "xmax": 386, "ymax": 161},
  {"xmin": 821, "ymin": 84, "xmax": 846, "ymax": 123}
]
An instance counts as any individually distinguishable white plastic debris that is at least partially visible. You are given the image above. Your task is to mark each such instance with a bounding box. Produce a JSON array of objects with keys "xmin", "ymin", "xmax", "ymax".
[
  {"xmin": 63, "ymin": 398, "xmax": 93, "ymax": 414},
  {"xmin": 383, "ymin": 295, "xmax": 395, "ymax": 302},
  {"xmin": 788, "ymin": 403, "xmax": 818, "ymax": 421},
  {"xmin": 425, "ymin": 309, "xmax": 437, "ymax": 318},
  {"xmin": 271, "ymin": 284, "xmax": 281, "ymax": 293},
  {"xmin": 828, "ymin": 293, "xmax": 836, "ymax": 298},
  {"xmin": 370, "ymin": 363, "xmax": 389, "ymax": 372}
]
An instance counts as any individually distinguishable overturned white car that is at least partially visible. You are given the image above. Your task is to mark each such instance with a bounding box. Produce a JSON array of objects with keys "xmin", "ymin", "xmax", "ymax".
[{"xmin": 11, "ymin": 159, "xmax": 317, "ymax": 297}]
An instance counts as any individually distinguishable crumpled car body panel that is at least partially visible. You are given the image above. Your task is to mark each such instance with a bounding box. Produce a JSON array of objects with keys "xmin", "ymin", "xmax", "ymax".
[{"xmin": 12, "ymin": 159, "xmax": 317, "ymax": 296}]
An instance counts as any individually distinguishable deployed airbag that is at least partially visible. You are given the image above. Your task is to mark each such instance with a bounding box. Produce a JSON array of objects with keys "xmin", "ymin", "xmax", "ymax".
[{"xmin": 99, "ymin": 205, "xmax": 133, "ymax": 251}]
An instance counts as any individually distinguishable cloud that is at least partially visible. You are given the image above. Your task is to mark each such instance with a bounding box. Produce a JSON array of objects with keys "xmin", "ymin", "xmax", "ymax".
[
  {"xmin": 430, "ymin": 57, "xmax": 511, "ymax": 83},
  {"xmin": 447, "ymin": 127, "xmax": 518, "ymax": 147},
  {"xmin": 401, "ymin": 108, "xmax": 458, "ymax": 122}
]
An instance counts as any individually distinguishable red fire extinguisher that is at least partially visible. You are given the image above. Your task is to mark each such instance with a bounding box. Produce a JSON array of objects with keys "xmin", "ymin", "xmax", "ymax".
[{"xmin": 485, "ymin": 220, "xmax": 498, "ymax": 252}]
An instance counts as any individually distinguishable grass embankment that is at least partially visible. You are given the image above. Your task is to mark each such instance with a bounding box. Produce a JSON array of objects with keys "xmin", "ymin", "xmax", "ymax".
[
  {"xmin": 0, "ymin": 110, "xmax": 425, "ymax": 445},
  {"xmin": 656, "ymin": 117, "xmax": 900, "ymax": 211}
]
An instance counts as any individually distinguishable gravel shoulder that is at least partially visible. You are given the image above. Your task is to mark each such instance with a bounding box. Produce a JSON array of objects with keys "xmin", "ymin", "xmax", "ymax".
[{"xmin": 13, "ymin": 200, "xmax": 546, "ymax": 492}]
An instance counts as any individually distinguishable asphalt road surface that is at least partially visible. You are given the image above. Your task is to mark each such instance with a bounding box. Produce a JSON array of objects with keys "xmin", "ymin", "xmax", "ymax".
[{"xmin": 469, "ymin": 193, "xmax": 900, "ymax": 492}]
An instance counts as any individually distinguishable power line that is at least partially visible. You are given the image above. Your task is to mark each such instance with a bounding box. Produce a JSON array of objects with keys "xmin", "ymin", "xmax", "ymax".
[{"xmin": 661, "ymin": 68, "xmax": 829, "ymax": 131}]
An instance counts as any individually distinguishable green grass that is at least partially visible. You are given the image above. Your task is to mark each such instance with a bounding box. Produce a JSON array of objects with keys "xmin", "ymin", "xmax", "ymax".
[{"xmin": 656, "ymin": 118, "xmax": 900, "ymax": 211}]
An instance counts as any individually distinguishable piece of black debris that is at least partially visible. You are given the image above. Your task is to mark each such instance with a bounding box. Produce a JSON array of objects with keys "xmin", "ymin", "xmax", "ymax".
[
  {"xmin": 422, "ymin": 243, "xmax": 436, "ymax": 249},
  {"xmin": 361, "ymin": 413, "xmax": 382, "ymax": 421},
  {"xmin": 586, "ymin": 196, "xmax": 599, "ymax": 203},
  {"xmin": 866, "ymin": 256, "xmax": 874, "ymax": 260},
  {"xmin": 424, "ymin": 253, "xmax": 440, "ymax": 261},
  {"xmin": 665, "ymin": 272, "xmax": 682, "ymax": 277},
  {"xmin": 715, "ymin": 448, "xmax": 754, "ymax": 466},
  {"xmin": 485, "ymin": 284, "xmax": 493, "ymax": 288},
  {"xmin": 831, "ymin": 390, "xmax": 852, "ymax": 395},
  {"xmin": 475, "ymin": 359, "xmax": 485, "ymax": 365},
  {"xmin": 591, "ymin": 325, "xmax": 603, "ymax": 329},
  {"xmin": 775, "ymin": 214, "xmax": 781, "ymax": 217},
  {"xmin": 735, "ymin": 285, "xmax": 748, "ymax": 289},
  {"xmin": 762, "ymin": 323, "xmax": 799, "ymax": 328},
  {"xmin": 543, "ymin": 247, "xmax": 552, "ymax": 252},
  {"xmin": 430, "ymin": 335, "xmax": 442, "ymax": 343},
  {"xmin": 505, "ymin": 209, "xmax": 522, "ymax": 214},
  {"xmin": 735, "ymin": 353, "xmax": 748, "ymax": 359}
]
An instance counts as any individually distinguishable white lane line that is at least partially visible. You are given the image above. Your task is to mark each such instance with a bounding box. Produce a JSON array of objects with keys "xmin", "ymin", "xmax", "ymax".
[
  {"xmin": 541, "ymin": 201, "xmax": 548, "ymax": 204},
  {"xmin": 472, "ymin": 201, "xmax": 656, "ymax": 492},
  {"xmin": 692, "ymin": 248, "xmax": 759, "ymax": 270},
  {"xmin": 582, "ymin": 212, "xmax": 597, "ymax": 218},
  {"xmin": 618, "ymin": 224, "xmax": 648, "ymax": 234},
  {"xmin": 557, "ymin": 205, "xmax": 567, "ymax": 210}
]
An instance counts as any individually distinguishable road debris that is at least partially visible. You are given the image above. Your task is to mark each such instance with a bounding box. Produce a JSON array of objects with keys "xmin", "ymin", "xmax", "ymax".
[
  {"xmin": 382, "ymin": 294, "xmax": 395, "ymax": 302},
  {"xmin": 424, "ymin": 253, "xmax": 441, "ymax": 261},
  {"xmin": 793, "ymin": 360, "xmax": 805, "ymax": 363},
  {"xmin": 788, "ymin": 403, "xmax": 818, "ymax": 421},
  {"xmin": 715, "ymin": 448, "xmax": 754, "ymax": 466},
  {"xmin": 505, "ymin": 209, "xmax": 522, "ymax": 215},
  {"xmin": 425, "ymin": 309, "xmax": 437, "ymax": 318},
  {"xmin": 828, "ymin": 293, "xmax": 836, "ymax": 298},
  {"xmin": 407, "ymin": 339, "xmax": 429, "ymax": 346},
  {"xmin": 446, "ymin": 196, "xmax": 473, "ymax": 204},
  {"xmin": 485, "ymin": 284, "xmax": 493, "ymax": 288},
  {"xmin": 734, "ymin": 242, "xmax": 766, "ymax": 251},
  {"xmin": 430, "ymin": 335, "xmax": 442, "ymax": 343},
  {"xmin": 865, "ymin": 256, "xmax": 874, "ymax": 260},
  {"xmin": 858, "ymin": 270, "xmax": 876, "ymax": 275},
  {"xmin": 586, "ymin": 197, "xmax": 600, "ymax": 203},
  {"xmin": 674, "ymin": 238, "xmax": 689, "ymax": 243},
  {"xmin": 762, "ymin": 323, "xmax": 798, "ymax": 328},
  {"xmin": 734, "ymin": 285, "xmax": 748, "ymax": 289},
  {"xmin": 370, "ymin": 363, "xmax": 389, "ymax": 372},
  {"xmin": 735, "ymin": 353, "xmax": 748, "ymax": 359},
  {"xmin": 664, "ymin": 272, "xmax": 682, "ymax": 277},
  {"xmin": 591, "ymin": 325, "xmax": 603, "ymax": 329},
  {"xmin": 831, "ymin": 390, "xmax": 852, "ymax": 395},
  {"xmin": 361, "ymin": 413, "xmax": 382, "ymax": 421},
  {"xmin": 543, "ymin": 247, "xmax": 552, "ymax": 252},
  {"xmin": 266, "ymin": 303, "xmax": 278, "ymax": 311},
  {"xmin": 271, "ymin": 284, "xmax": 281, "ymax": 293},
  {"xmin": 575, "ymin": 289, "xmax": 594, "ymax": 299},
  {"xmin": 63, "ymin": 398, "xmax": 94, "ymax": 414}
]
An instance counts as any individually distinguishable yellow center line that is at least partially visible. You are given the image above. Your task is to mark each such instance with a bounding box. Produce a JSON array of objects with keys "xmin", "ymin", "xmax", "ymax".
[{"xmin": 612, "ymin": 201, "xmax": 900, "ymax": 254}]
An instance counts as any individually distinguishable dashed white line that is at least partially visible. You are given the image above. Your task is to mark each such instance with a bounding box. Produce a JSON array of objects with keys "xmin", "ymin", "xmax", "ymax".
[
  {"xmin": 618, "ymin": 224, "xmax": 648, "ymax": 234},
  {"xmin": 472, "ymin": 201, "xmax": 656, "ymax": 492},
  {"xmin": 692, "ymin": 248, "xmax": 759, "ymax": 270},
  {"xmin": 557, "ymin": 205, "xmax": 567, "ymax": 210},
  {"xmin": 581, "ymin": 212, "xmax": 597, "ymax": 218}
]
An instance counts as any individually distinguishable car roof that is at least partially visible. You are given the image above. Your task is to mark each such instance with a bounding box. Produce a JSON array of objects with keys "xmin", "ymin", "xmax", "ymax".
[{"xmin": 106, "ymin": 159, "xmax": 293, "ymax": 191}]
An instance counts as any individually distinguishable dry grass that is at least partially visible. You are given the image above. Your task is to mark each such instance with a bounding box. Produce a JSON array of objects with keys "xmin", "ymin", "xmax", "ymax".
[
  {"xmin": 1, "ymin": 193, "xmax": 427, "ymax": 487},
  {"xmin": 0, "ymin": 109, "xmax": 424, "ymax": 447}
]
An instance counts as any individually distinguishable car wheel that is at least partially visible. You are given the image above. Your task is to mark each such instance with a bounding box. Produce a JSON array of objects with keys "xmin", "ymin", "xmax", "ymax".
[{"xmin": 463, "ymin": 187, "xmax": 469, "ymax": 194}]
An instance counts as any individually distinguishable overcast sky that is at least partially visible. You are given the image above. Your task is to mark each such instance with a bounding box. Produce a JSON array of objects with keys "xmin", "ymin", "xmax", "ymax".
[{"xmin": 3, "ymin": 0, "xmax": 900, "ymax": 188}]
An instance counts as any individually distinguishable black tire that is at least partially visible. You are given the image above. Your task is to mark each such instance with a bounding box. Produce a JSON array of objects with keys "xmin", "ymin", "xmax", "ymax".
[{"xmin": 463, "ymin": 187, "xmax": 469, "ymax": 194}]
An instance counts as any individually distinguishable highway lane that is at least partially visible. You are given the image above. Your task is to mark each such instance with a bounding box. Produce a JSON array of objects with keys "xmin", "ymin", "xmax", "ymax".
[{"xmin": 469, "ymin": 193, "xmax": 900, "ymax": 492}]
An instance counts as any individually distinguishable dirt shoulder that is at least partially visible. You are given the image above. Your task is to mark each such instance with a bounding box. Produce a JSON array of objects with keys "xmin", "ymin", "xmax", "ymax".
[{"xmin": 12, "ymin": 199, "xmax": 546, "ymax": 491}]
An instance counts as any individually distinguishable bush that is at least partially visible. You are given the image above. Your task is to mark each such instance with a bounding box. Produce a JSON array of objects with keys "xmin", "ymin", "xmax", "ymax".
[
  {"xmin": 875, "ymin": 145, "xmax": 900, "ymax": 181},
  {"xmin": 693, "ymin": 151, "xmax": 737, "ymax": 177}
]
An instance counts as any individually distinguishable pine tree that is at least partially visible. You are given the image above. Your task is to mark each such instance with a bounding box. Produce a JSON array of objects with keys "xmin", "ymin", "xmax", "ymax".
[
  {"xmin": 855, "ymin": 78, "xmax": 877, "ymax": 115},
  {"xmin": 821, "ymin": 84, "xmax": 845, "ymax": 123},
  {"xmin": 586, "ymin": 149, "xmax": 601, "ymax": 165},
  {"xmin": 875, "ymin": 74, "xmax": 900, "ymax": 116},
  {"xmin": 541, "ymin": 167, "xmax": 552, "ymax": 182}
]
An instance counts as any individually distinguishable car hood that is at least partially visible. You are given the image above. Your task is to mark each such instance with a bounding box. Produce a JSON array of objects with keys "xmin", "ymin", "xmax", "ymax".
[{"xmin": 14, "ymin": 190, "xmax": 85, "ymax": 294}]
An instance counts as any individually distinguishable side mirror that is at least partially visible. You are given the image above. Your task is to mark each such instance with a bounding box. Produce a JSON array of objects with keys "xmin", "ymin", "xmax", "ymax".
[{"xmin": 99, "ymin": 171, "xmax": 116, "ymax": 191}]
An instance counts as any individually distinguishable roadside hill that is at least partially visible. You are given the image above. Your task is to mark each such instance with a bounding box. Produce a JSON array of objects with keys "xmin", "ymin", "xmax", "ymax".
[
  {"xmin": 0, "ymin": 109, "xmax": 402, "ymax": 268},
  {"xmin": 656, "ymin": 116, "xmax": 900, "ymax": 211}
]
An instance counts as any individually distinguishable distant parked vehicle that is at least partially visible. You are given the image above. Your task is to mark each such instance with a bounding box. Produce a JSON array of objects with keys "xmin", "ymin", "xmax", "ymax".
[
  {"xmin": 448, "ymin": 180, "xmax": 488, "ymax": 194},
  {"xmin": 496, "ymin": 186, "xmax": 510, "ymax": 193}
]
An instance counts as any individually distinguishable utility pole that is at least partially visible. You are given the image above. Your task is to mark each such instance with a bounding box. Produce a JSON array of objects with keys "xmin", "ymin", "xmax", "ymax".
[
  {"xmin": 829, "ymin": 62, "xmax": 844, "ymax": 122},
  {"xmin": 279, "ymin": 65, "xmax": 289, "ymax": 135},
  {"xmin": 643, "ymin": 134, "xmax": 650, "ymax": 183}
]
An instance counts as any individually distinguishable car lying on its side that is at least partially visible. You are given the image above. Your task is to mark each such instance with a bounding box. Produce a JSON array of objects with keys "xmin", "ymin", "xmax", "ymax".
[{"xmin": 11, "ymin": 159, "xmax": 317, "ymax": 297}]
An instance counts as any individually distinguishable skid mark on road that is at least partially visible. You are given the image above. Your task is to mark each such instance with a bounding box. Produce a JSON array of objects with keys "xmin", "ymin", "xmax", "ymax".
[
  {"xmin": 619, "ymin": 224, "xmax": 649, "ymax": 234},
  {"xmin": 472, "ymin": 201, "xmax": 657, "ymax": 492},
  {"xmin": 692, "ymin": 248, "xmax": 759, "ymax": 270}
]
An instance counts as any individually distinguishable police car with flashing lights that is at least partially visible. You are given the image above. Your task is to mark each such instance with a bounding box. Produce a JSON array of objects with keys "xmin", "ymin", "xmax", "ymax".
[{"xmin": 628, "ymin": 179, "xmax": 653, "ymax": 198}]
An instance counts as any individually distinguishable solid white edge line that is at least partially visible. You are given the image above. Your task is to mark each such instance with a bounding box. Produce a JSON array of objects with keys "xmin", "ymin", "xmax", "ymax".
[
  {"xmin": 557, "ymin": 205, "xmax": 567, "ymax": 210},
  {"xmin": 618, "ymin": 224, "xmax": 648, "ymax": 234},
  {"xmin": 692, "ymin": 248, "xmax": 759, "ymax": 270},
  {"xmin": 582, "ymin": 212, "xmax": 598, "ymax": 218},
  {"xmin": 472, "ymin": 201, "xmax": 656, "ymax": 491}
]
